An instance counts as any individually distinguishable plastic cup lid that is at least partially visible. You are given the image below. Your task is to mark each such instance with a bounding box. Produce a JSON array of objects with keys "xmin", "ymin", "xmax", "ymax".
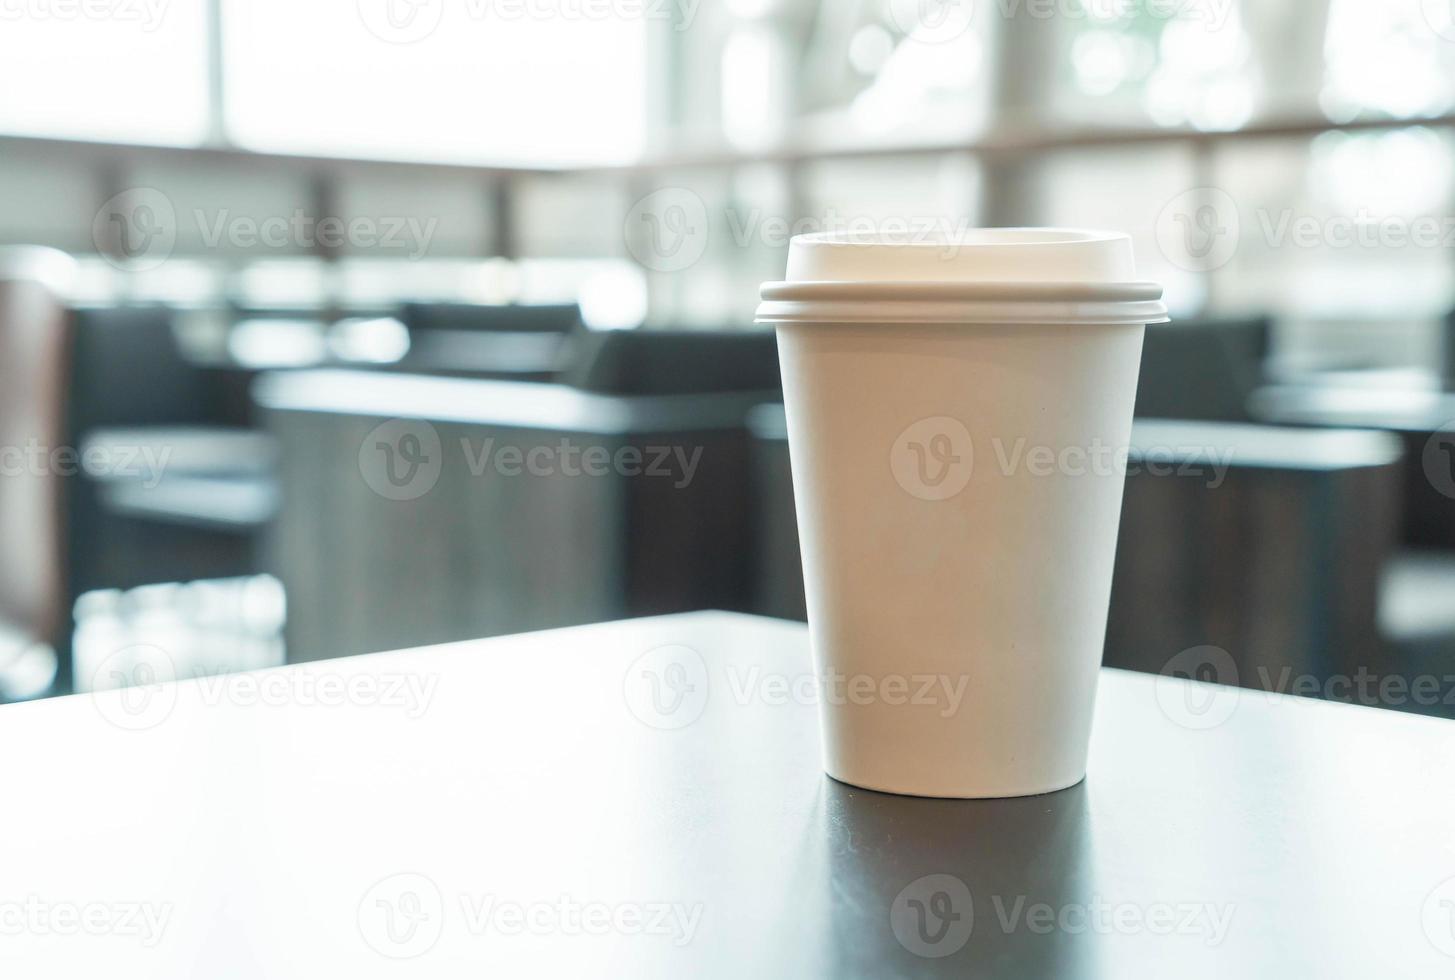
[{"xmin": 756, "ymin": 229, "xmax": 1168, "ymax": 327}]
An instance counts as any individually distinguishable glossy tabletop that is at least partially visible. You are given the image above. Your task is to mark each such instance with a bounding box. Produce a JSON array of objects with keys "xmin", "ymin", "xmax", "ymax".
[{"xmin": 2, "ymin": 612, "xmax": 1453, "ymax": 977}]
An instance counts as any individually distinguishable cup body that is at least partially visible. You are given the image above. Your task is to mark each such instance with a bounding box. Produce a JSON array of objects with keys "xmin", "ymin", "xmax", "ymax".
[{"xmin": 777, "ymin": 317, "xmax": 1145, "ymax": 798}]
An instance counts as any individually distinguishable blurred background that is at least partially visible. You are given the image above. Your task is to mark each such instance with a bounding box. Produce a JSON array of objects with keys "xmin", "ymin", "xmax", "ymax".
[{"xmin": 1, "ymin": 0, "xmax": 1454, "ymax": 716}]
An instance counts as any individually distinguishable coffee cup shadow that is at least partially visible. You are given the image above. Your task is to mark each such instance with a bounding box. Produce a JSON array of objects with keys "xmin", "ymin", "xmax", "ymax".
[{"xmin": 817, "ymin": 778, "xmax": 1102, "ymax": 976}]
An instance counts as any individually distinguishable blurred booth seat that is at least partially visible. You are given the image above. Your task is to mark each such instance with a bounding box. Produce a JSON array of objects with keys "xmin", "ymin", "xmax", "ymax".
[
  {"xmin": 1133, "ymin": 316, "xmax": 1271, "ymax": 422},
  {"xmin": 0, "ymin": 247, "xmax": 74, "ymax": 699},
  {"xmin": 748, "ymin": 405, "xmax": 1408, "ymax": 708},
  {"xmin": 399, "ymin": 301, "xmax": 582, "ymax": 335},
  {"xmin": 746, "ymin": 404, "xmax": 801, "ymax": 622},
  {"xmin": 559, "ymin": 328, "xmax": 782, "ymax": 396},
  {"xmin": 389, "ymin": 302, "xmax": 582, "ymax": 380},
  {"xmin": 66, "ymin": 306, "xmax": 277, "ymax": 607},
  {"xmin": 257, "ymin": 328, "xmax": 780, "ymax": 662}
]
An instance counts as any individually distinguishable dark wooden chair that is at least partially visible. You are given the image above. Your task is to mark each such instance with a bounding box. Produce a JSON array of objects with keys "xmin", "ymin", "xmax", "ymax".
[
  {"xmin": 559, "ymin": 328, "xmax": 781, "ymax": 397},
  {"xmin": 65, "ymin": 306, "xmax": 275, "ymax": 605},
  {"xmin": 1134, "ymin": 316, "xmax": 1271, "ymax": 422},
  {"xmin": 0, "ymin": 248, "xmax": 73, "ymax": 699},
  {"xmin": 386, "ymin": 302, "xmax": 584, "ymax": 381},
  {"xmin": 398, "ymin": 302, "xmax": 582, "ymax": 335}
]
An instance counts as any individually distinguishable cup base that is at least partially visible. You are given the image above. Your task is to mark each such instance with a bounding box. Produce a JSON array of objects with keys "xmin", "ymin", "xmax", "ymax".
[{"xmin": 823, "ymin": 768, "xmax": 1088, "ymax": 801}]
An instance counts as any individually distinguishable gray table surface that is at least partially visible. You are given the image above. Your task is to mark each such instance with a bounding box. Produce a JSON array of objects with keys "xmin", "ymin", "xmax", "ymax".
[{"xmin": 3, "ymin": 612, "xmax": 1453, "ymax": 977}]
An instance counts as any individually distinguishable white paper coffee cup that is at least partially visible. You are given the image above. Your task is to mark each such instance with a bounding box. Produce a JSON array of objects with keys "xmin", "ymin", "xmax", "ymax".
[{"xmin": 756, "ymin": 229, "xmax": 1168, "ymax": 798}]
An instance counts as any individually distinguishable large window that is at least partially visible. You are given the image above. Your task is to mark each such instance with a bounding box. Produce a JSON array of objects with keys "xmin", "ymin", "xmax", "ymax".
[
  {"xmin": 0, "ymin": 0, "xmax": 210, "ymax": 144},
  {"xmin": 1, "ymin": 0, "xmax": 1452, "ymax": 363},
  {"xmin": 0, "ymin": 0, "xmax": 649, "ymax": 165},
  {"xmin": 222, "ymin": 0, "xmax": 648, "ymax": 165}
]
